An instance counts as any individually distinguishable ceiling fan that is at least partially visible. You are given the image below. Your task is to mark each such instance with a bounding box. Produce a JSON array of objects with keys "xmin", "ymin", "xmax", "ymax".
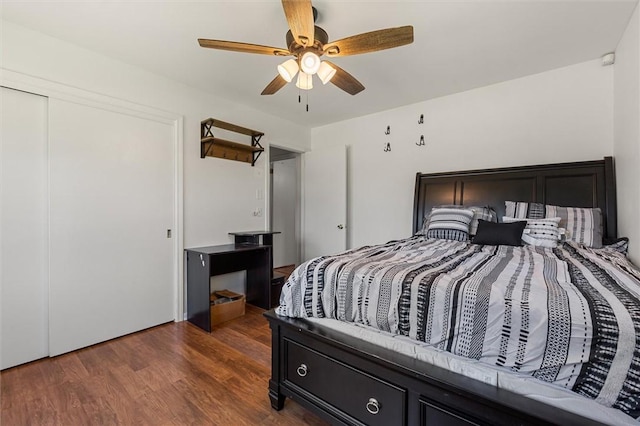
[{"xmin": 198, "ymin": 0, "xmax": 414, "ymax": 96}]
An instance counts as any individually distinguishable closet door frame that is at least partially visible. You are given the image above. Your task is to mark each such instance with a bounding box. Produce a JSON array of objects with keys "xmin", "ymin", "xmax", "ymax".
[{"xmin": 1, "ymin": 70, "xmax": 185, "ymax": 323}]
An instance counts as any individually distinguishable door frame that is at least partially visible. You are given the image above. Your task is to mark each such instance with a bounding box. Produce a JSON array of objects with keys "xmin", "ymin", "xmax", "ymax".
[
  {"xmin": 268, "ymin": 145, "xmax": 303, "ymax": 267},
  {"xmin": 0, "ymin": 69, "xmax": 185, "ymax": 322}
]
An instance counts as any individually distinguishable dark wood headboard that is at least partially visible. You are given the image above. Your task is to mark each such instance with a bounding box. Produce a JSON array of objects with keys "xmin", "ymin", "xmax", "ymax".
[{"xmin": 413, "ymin": 157, "xmax": 617, "ymax": 241}]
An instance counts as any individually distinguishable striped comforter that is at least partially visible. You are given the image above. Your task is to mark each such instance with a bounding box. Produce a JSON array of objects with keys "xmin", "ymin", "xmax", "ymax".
[{"xmin": 276, "ymin": 236, "xmax": 640, "ymax": 418}]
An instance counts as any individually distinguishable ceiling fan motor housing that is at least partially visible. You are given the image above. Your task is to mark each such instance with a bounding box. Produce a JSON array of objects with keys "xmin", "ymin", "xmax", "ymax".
[{"xmin": 286, "ymin": 26, "xmax": 329, "ymax": 54}]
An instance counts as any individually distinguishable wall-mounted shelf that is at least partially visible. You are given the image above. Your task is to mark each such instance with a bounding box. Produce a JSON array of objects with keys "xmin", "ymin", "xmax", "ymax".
[{"xmin": 200, "ymin": 118, "xmax": 264, "ymax": 166}]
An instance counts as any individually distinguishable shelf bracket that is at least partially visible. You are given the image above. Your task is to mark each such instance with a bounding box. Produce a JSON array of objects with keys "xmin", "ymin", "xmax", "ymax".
[
  {"xmin": 202, "ymin": 120, "xmax": 215, "ymax": 138},
  {"xmin": 251, "ymin": 134, "xmax": 264, "ymax": 167}
]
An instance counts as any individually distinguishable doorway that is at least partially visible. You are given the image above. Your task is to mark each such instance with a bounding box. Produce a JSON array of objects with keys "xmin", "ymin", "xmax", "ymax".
[{"xmin": 270, "ymin": 146, "xmax": 301, "ymax": 273}]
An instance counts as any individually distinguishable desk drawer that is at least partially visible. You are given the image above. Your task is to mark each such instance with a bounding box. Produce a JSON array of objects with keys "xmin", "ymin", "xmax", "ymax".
[{"xmin": 284, "ymin": 339, "xmax": 406, "ymax": 426}]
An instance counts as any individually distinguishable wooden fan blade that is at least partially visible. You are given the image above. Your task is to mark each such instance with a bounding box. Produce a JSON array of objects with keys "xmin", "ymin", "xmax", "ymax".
[
  {"xmin": 198, "ymin": 39, "xmax": 289, "ymax": 56},
  {"xmin": 324, "ymin": 26, "xmax": 414, "ymax": 57},
  {"xmin": 281, "ymin": 0, "xmax": 315, "ymax": 47},
  {"xmin": 324, "ymin": 61, "xmax": 364, "ymax": 95},
  {"xmin": 261, "ymin": 75, "xmax": 288, "ymax": 95}
]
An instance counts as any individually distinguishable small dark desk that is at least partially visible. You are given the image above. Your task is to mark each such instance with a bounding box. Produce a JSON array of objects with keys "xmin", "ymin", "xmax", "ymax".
[
  {"xmin": 185, "ymin": 244, "xmax": 270, "ymax": 332},
  {"xmin": 229, "ymin": 231, "xmax": 280, "ymax": 277},
  {"xmin": 229, "ymin": 231, "xmax": 283, "ymax": 308}
]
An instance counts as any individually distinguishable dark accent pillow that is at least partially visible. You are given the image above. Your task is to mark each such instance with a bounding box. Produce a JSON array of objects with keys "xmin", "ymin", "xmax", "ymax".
[{"xmin": 472, "ymin": 220, "xmax": 526, "ymax": 246}]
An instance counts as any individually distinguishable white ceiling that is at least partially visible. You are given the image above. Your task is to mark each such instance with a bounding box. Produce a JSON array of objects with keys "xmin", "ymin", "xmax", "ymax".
[{"xmin": 1, "ymin": 1, "xmax": 637, "ymax": 128}]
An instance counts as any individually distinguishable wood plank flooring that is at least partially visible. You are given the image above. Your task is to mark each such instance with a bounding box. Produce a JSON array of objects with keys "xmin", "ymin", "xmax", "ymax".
[{"xmin": 0, "ymin": 305, "xmax": 328, "ymax": 425}]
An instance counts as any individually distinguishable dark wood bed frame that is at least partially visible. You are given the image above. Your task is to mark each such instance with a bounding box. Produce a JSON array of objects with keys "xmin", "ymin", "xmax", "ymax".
[{"xmin": 265, "ymin": 157, "xmax": 617, "ymax": 426}]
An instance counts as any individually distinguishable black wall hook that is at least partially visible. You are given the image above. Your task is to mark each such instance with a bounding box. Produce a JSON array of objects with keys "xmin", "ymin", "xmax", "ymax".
[
  {"xmin": 418, "ymin": 114, "xmax": 424, "ymax": 124},
  {"xmin": 384, "ymin": 142, "xmax": 391, "ymax": 152},
  {"xmin": 417, "ymin": 135, "xmax": 425, "ymax": 146},
  {"xmin": 384, "ymin": 125, "xmax": 391, "ymax": 135}
]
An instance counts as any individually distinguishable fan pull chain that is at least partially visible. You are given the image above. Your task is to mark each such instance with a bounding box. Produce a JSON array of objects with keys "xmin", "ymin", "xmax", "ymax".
[
  {"xmin": 298, "ymin": 86, "xmax": 301, "ymax": 104},
  {"xmin": 306, "ymin": 91, "xmax": 309, "ymax": 112}
]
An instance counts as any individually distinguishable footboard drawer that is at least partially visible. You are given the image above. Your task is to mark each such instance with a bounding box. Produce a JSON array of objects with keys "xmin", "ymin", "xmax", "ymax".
[{"xmin": 284, "ymin": 339, "xmax": 406, "ymax": 426}]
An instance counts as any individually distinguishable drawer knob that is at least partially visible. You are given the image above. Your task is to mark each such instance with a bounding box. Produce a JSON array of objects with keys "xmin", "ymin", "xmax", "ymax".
[
  {"xmin": 296, "ymin": 364, "xmax": 308, "ymax": 377},
  {"xmin": 366, "ymin": 398, "xmax": 380, "ymax": 415}
]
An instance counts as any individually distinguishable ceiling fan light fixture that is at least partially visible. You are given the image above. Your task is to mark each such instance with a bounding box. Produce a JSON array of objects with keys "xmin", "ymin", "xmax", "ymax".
[
  {"xmin": 300, "ymin": 51, "xmax": 321, "ymax": 75},
  {"xmin": 296, "ymin": 72, "xmax": 313, "ymax": 90},
  {"xmin": 317, "ymin": 61, "xmax": 336, "ymax": 84},
  {"xmin": 277, "ymin": 59, "xmax": 299, "ymax": 83}
]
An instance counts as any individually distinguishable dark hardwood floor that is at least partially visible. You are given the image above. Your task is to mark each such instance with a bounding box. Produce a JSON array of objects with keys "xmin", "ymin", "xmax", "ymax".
[{"xmin": 0, "ymin": 305, "xmax": 328, "ymax": 425}]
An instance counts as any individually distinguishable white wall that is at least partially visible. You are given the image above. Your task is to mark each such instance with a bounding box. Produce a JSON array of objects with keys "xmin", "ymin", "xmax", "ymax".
[
  {"xmin": 312, "ymin": 60, "xmax": 614, "ymax": 248},
  {"xmin": 614, "ymin": 4, "xmax": 640, "ymax": 265},
  {"xmin": 1, "ymin": 20, "xmax": 311, "ymax": 297},
  {"xmin": 1, "ymin": 20, "xmax": 311, "ymax": 246}
]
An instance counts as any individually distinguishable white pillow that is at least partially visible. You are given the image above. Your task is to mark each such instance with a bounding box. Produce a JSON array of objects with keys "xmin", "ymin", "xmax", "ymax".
[{"xmin": 502, "ymin": 217, "xmax": 562, "ymax": 248}]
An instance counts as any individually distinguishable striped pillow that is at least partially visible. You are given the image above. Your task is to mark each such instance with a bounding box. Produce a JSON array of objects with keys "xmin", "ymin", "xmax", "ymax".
[
  {"xmin": 420, "ymin": 205, "xmax": 496, "ymax": 236},
  {"xmin": 502, "ymin": 216, "xmax": 561, "ymax": 248},
  {"xmin": 504, "ymin": 201, "xmax": 603, "ymax": 248},
  {"xmin": 425, "ymin": 207, "xmax": 474, "ymax": 241}
]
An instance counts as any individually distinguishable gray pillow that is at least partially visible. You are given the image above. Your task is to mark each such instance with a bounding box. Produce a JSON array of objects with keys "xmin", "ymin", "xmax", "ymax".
[
  {"xmin": 420, "ymin": 205, "xmax": 496, "ymax": 236},
  {"xmin": 425, "ymin": 207, "xmax": 474, "ymax": 241}
]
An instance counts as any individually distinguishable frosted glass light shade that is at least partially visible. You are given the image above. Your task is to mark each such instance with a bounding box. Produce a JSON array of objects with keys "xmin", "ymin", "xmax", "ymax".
[
  {"xmin": 317, "ymin": 62, "xmax": 336, "ymax": 84},
  {"xmin": 296, "ymin": 72, "xmax": 313, "ymax": 90},
  {"xmin": 300, "ymin": 52, "xmax": 321, "ymax": 74},
  {"xmin": 277, "ymin": 59, "xmax": 299, "ymax": 83}
]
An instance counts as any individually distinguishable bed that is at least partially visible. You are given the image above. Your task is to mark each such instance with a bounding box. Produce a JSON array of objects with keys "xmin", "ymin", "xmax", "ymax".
[{"xmin": 265, "ymin": 157, "xmax": 640, "ymax": 425}]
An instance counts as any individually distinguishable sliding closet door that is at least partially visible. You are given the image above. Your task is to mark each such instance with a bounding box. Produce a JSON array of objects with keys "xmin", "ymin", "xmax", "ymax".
[
  {"xmin": 48, "ymin": 99, "xmax": 175, "ymax": 356},
  {"xmin": 1, "ymin": 88, "xmax": 49, "ymax": 369}
]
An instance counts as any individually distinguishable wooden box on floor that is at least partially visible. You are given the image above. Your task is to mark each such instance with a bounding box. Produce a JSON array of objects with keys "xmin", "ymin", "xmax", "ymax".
[{"xmin": 210, "ymin": 290, "xmax": 245, "ymax": 327}]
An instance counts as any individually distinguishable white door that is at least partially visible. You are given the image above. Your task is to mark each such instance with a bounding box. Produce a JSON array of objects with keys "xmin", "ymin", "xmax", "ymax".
[
  {"xmin": 48, "ymin": 99, "xmax": 175, "ymax": 356},
  {"xmin": 303, "ymin": 145, "xmax": 347, "ymax": 261},
  {"xmin": 1, "ymin": 88, "xmax": 49, "ymax": 369}
]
